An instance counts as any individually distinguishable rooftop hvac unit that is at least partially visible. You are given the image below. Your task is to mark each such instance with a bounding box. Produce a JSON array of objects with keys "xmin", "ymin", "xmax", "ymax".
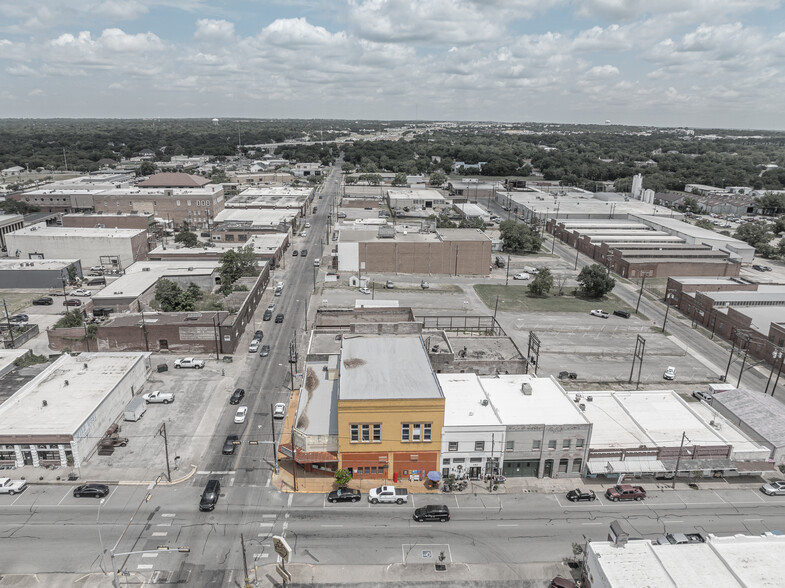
[
  {"xmin": 521, "ymin": 383, "xmax": 533, "ymax": 395},
  {"xmin": 142, "ymin": 267, "xmax": 151, "ymax": 272},
  {"xmin": 480, "ymin": 399, "xmax": 489, "ymax": 407},
  {"xmin": 579, "ymin": 403, "xmax": 586, "ymax": 411}
]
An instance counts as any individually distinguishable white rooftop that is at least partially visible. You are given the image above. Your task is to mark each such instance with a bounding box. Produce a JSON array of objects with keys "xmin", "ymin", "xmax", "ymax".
[
  {"xmin": 481, "ymin": 375, "xmax": 589, "ymax": 426},
  {"xmin": 0, "ymin": 259, "xmax": 78, "ymax": 271},
  {"xmin": 437, "ymin": 373, "xmax": 503, "ymax": 427},
  {"xmin": 93, "ymin": 260, "xmax": 219, "ymax": 299},
  {"xmin": 214, "ymin": 208, "xmax": 297, "ymax": 227},
  {"xmin": 0, "ymin": 353, "xmax": 149, "ymax": 437},
  {"xmin": 387, "ymin": 188, "xmax": 445, "ymax": 201},
  {"xmin": 339, "ymin": 336, "xmax": 443, "ymax": 401},
  {"xmin": 589, "ymin": 533, "xmax": 785, "ymax": 588},
  {"xmin": 295, "ymin": 355, "xmax": 339, "ymax": 436},
  {"xmin": 8, "ymin": 224, "xmax": 145, "ymax": 239}
]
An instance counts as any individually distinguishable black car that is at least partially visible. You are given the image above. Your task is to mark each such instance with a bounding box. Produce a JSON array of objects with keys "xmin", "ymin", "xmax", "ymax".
[
  {"xmin": 260, "ymin": 344, "xmax": 270, "ymax": 357},
  {"xmin": 292, "ymin": 250, "xmax": 299, "ymax": 257},
  {"xmin": 613, "ymin": 310, "xmax": 631, "ymax": 319},
  {"xmin": 566, "ymin": 488, "xmax": 597, "ymax": 502},
  {"xmin": 327, "ymin": 488, "xmax": 361, "ymax": 503},
  {"xmin": 300, "ymin": 249, "xmax": 307, "ymax": 256},
  {"xmin": 413, "ymin": 504, "xmax": 450, "ymax": 522},
  {"xmin": 199, "ymin": 479, "xmax": 221, "ymax": 511},
  {"xmin": 73, "ymin": 484, "xmax": 110, "ymax": 498},
  {"xmin": 254, "ymin": 330, "xmax": 263, "ymax": 339},
  {"xmin": 275, "ymin": 313, "xmax": 284, "ymax": 323},
  {"xmin": 222, "ymin": 435, "xmax": 239, "ymax": 455},
  {"xmin": 32, "ymin": 297, "xmax": 53, "ymax": 305},
  {"xmin": 229, "ymin": 388, "xmax": 245, "ymax": 405},
  {"xmin": 263, "ymin": 309, "xmax": 273, "ymax": 321}
]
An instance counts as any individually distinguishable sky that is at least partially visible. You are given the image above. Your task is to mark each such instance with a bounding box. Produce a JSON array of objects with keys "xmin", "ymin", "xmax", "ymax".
[{"xmin": 0, "ymin": 0, "xmax": 784, "ymax": 128}]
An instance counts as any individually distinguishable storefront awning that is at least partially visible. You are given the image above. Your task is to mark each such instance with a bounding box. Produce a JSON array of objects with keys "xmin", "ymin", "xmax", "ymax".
[{"xmin": 279, "ymin": 443, "xmax": 338, "ymax": 464}]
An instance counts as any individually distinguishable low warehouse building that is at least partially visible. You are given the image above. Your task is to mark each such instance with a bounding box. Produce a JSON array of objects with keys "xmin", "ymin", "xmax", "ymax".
[
  {"xmin": 0, "ymin": 352, "xmax": 151, "ymax": 468},
  {"xmin": 0, "ymin": 259, "xmax": 82, "ymax": 289}
]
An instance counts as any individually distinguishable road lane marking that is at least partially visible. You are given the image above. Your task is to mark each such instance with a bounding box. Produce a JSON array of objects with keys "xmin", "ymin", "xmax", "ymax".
[
  {"xmin": 321, "ymin": 524, "xmax": 343, "ymax": 527},
  {"xmin": 161, "ymin": 513, "xmax": 176, "ymax": 518},
  {"xmin": 582, "ymin": 523, "xmax": 603, "ymax": 526},
  {"xmin": 156, "ymin": 523, "xmax": 171, "ymax": 527},
  {"xmin": 262, "ymin": 514, "xmax": 276, "ymax": 518},
  {"xmin": 229, "ymin": 477, "xmax": 235, "ymax": 486},
  {"xmin": 287, "ymin": 494, "xmax": 293, "ymax": 508},
  {"xmin": 283, "ymin": 522, "xmax": 288, "ymax": 531},
  {"xmin": 259, "ymin": 522, "xmax": 274, "ymax": 527},
  {"xmin": 137, "ymin": 565, "xmax": 154, "ymax": 569},
  {"xmin": 497, "ymin": 524, "xmax": 518, "ymax": 527},
  {"xmin": 152, "ymin": 532, "xmax": 168, "ymax": 536}
]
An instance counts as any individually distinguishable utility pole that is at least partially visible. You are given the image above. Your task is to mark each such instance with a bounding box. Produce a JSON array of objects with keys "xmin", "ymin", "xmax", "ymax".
[
  {"xmin": 672, "ymin": 432, "xmax": 690, "ymax": 489},
  {"xmin": 3, "ymin": 299, "xmax": 15, "ymax": 349},
  {"xmin": 723, "ymin": 329, "xmax": 738, "ymax": 383},
  {"xmin": 505, "ymin": 255, "xmax": 511, "ymax": 286},
  {"xmin": 158, "ymin": 423, "xmax": 171, "ymax": 482},
  {"xmin": 772, "ymin": 352, "xmax": 785, "ymax": 397},
  {"xmin": 737, "ymin": 333, "xmax": 752, "ymax": 388},
  {"xmin": 635, "ymin": 272, "xmax": 648, "ymax": 314},
  {"xmin": 271, "ymin": 403, "xmax": 279, "ymax": 475},
  {"xmin": 661, "ymin": 296, "xmax": 671, "ymax": 333},
  {"xmin": 292, "ymin": 446, "xmax": 298, "ymax": 492},
  {"xmin": 212, "ymin": 313, "xmax": 220, "ymax": 360},
  {"xmin": 574, "ymin": 247, "xmax": 580, "ymax": 270},
  {"xmin": 493, "ymin": 296, "xmax": 500, "ymax": 320},
  {"xmin": 241, "ymin": 534, "xmax": 253, "ymax": 588}
]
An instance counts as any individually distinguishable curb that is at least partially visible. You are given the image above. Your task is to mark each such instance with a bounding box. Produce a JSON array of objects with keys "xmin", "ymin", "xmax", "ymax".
[{"xmin": 117, "ymin": 464, "xmax": 199, "ymax": 486}]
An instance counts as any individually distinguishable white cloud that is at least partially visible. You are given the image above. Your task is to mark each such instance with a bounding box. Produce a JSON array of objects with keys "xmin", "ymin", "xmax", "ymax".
[
  {"xmin": 28, "ymin": 88, "xmax": 44, "ymax": 96},
  {"xmin": 93, "ymin": 1, "xmax": 149, "ymax": 20},
  {"xmin": 194, "ymin": 19, "xmax": 235, "ymax": 42}
]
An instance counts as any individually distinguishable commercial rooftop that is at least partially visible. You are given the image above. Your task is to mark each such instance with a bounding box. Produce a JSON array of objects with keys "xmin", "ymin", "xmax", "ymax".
[
  {"xmin": 481, "ymin": 375, "xmax": 589, "ymax": 426},
  {"xmin": 0, "ymin": 258, "xmax": 78, "ymax": 271},
  {"xmin": 226, "ymin": 186, "xmax": 313, "ymax": 208},
  {"xmin": 295, "ymin": 355, "xmax": 339, "ymax": 436},
  {"xmin": 338, "ymin": 336, "xmax": 443, "ymax": 401},
  {"xmin": 386, "ymin": 188, "xmax": 446, "ymax": 202},
  {"xmin": 8, "ymin": 224, "xmax": 145, "ymax": 239},
  {"xmin": 137, "ymin": 172, "xmax": 210, "ymax": 188},
  {"xmin": 713, "ymin": 388, "xmax": 785, "ymax": 450},
  {"xmin": 733, "ymin": 307, "xmax": 785, "ymax": 332},
  {"xmin": 93, "ymin": 260, "xmax": 219, "ymax": 300},
  {"xmin": 589, "ymin": 533, "xmax": 785, "ymax": 588},
  {"xmin": 437, "ymin": 373, "xmax": 503, "ymax": 427},
  {"xmin": 579, "ymin": 390, "xmax": 766, "ymax": 457},
  {"xmin": 149, "ymin": 233, "xmax": 287, "ymax": 258},
  {"xmin": 213, "ymin": 208, "xmax": 297, "ymax": 228},
  {"xmin": 0, "ymin": 353, "xmax": 150, "ymax": 439}
]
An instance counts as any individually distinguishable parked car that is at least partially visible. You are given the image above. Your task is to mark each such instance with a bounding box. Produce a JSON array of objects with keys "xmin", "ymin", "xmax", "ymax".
[
  {"xmin": 305, "ymin": 222, "xmax": 311, "ymax": 228},
  {"xmin": 692, "ymin": 390, "xmax": 713, "ymax": 402},
  {"xmin": 292, "ymin": 250, "xmax": 299, "ymax": 257},
  {"xmin": 63, "ymin": 298, "xmax": 82, "ymax": 306},
  {"xmin": 605, "ymin": 484, "xmax": 646, "ymax": 501},
  {"xmin": 222, "ymin": 435, "xmax": 239, "ymax": 455},
  {"xmin": 229, "ymin": 388, "xmax": 245, "ymax": 405},
  {"xmin": 656, "ymin": 533, "xmax": 705, "ymax": 545},
  {"xmin": 73, "ymin": 484, "xmax": 110, "ymax": 498},
  {"xmin": 89, "ymin": 266, "xmax": 104, "ymax": 273},
  {"xmin": 558, "ymin": 371, "xmax": 578, "ymax": 380},
  {"xmin": 174, "ymin": 357, "xmax": 204, "ymax": 369},
  {"xmin": 385, "ymin": 280, "xmax": 394, "ymax": 289},
  {"xmin": 259, "ymin": 344, "xmax": 270, "ymax": 357},
  {"xmin": 300, "ymin": 231, "xmax": 307, "ymax": 237},
  {"xmin": 273, "ymin": 403, "xmax": 286, "ymax": 419},
  {"xmin": 590, "ymin": 309, "xmax": 609, "ymax": 318},
  {"xmin": 523, "ymin": 266, "xmax": 539, "ymax": 274},
  {"xmin": 313, "ymin": 259, "xmax": 321, "ymax": 267},
  {"xmin": 613, "ymin": 310, "xmax": 631, "ymax": 319},
  {"xmin": 199, "ymin": 479, "xmax": 221, "ymax": 511},
  {"xmin": 249, "ymin": 340, "xmax": 260, "ymax": 353},
  {"xmin": 513, "ymin": 273, "xmax": 530, "ymax": 280},
  {"xmin": 663, "ymin": 366, "xmax": 676, "ymax": 380},
  {"xmin": 275, "ymin": 313, "xmax": 284, "ymax": 323},
  {"xmin": 413, "ymin": 504, "xmax": 450, "ymax": 522},
  {"xmin": 420, "ymin": 280, "xmax": 429, "ymax": 289},
  {"xmin": 566, "ymin": 488, "xmax": 596, "ymax": 502},
  {"xmin": 327, "ymin": 488, "xmax": 361, "ymax": 503},
  {"xmin": 0, "ymin": 478, "xmax": 27, "ymax": 495},
  {"xmin": 300, "ymin": 248, "xmax": 308, "ymax": 256},
  {"xmin": 368, "ymin": 485, "xmax": 408, "ymax": 504},
  {"xmin": 70, "ymin": 289, "xmax": 92, "ymax": 297},
  {"xmin": 752, "ymin": 264, "xmax": 772, "ymax": 271},
  {"xmin": 142, "ymin": 390, "xmax": 175, "ymax": 404},
  {"xmin": 264, "ymin": 309, "xmax": 273, "ymax": 321},
  {"xmin": 359, "ymin": 287, "xmax": 370, "ymax": 295},
  {"xmin": 86, "ymin": 277, "xmax": 106, "ymax": 286},
  {"xmin": 8, "ymin": 314, "xmax": 28, "ymax": 323},
  {"xmin": 32, "ymin": 297, "xmax": 53, "ymax": 305},
  {"xmin": 760, "ymin": 481, "xmax": 785, "ymax": 496},
  {"xmin": 234, "ymin": 406, "xmax": 248, "ymax": 423},
  {"xmin": 549, "ymin": 577, "xmax": 576, "ymax": 588},
  {"xmin": 254, "ymin": 329, "xmax": 264, "ymax": 339}
]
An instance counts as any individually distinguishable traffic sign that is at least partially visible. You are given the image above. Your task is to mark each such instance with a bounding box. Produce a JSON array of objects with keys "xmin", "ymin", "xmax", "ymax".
[{"xmin": 272, "ymin": 535, "xmax": 292, "ymax": 562}]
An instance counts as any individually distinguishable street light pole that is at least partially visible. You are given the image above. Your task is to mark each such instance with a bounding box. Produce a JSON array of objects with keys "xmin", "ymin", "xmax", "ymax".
[
  {"xmin": 662, "ymin": 295, "xmax": 671, "ymax": 333},
  {"xmin": 737, "ymin": 334, "xmax": 752, "ymax": 388}
]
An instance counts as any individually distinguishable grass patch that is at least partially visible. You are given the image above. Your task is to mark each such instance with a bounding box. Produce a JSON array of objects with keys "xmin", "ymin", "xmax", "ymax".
[
  {"xmin": 369, "ymin": 282, "xmax": 463, "ymax": 294},
  {"xmin": 474, "ymin": 284, "xmax": 636, "ymax": 313}
]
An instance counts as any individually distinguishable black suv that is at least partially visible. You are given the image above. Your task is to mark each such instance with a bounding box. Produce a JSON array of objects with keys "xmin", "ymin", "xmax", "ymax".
[
  {"xmin": 229, "ymin": 388, "xmax": 245, "ymax": 405},
  {"xmin": 199, "ymin": 479, "xmax": 221, "ymax": 511},
  {"xmin": 32, "ymin": 297, "xmax": 53, "ymax": 305},
  {"xmin": 222, "ymin": 435, "xmax": 239, "ymax": 455},
  {"xmin": 613, "ymin": 310, "xmax": 631, "ymax": 319},
  {"xmin": 300, "ymin": 249, "xmax": 307, "ymax": 256},
  {"xmin": 413, "ymin": 504, "xmax": 450, "ymax": 522},
  {"xmin": 263, "ymin": 309, "xmax": 273, "ymax": 321},
  {"xmin": 275, "ymin": 313, "xmax": 284, "ymax": 323}
]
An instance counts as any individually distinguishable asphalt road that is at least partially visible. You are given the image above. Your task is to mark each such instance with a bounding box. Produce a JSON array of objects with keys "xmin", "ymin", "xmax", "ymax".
[{"xmin": 3, "ymin": 482, "xmax": 785, "ymax": 583}]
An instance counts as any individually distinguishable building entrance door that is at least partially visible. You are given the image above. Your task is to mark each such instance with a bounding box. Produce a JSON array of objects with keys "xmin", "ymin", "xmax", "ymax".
[{"xmin": 543, "ymin": 459, "xmax": 554, "ymax": 478}]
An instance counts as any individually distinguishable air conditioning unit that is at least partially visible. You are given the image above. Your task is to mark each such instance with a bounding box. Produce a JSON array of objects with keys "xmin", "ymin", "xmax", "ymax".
[
  {"xmin": 480, "ymin": 399, "xmax": 489, "ymax": 407},
  {"xmin": 142, "ymin": 267, "xmax": 151, "ymax": 272}
]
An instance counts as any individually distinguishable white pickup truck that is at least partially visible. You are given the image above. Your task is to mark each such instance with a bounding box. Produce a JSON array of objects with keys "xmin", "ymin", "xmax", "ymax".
[
  {"xmin": 0, "ymin": 477, "xmax": 27, "ymax": 495},
  {"xmin": 142, "ymin": 390, "xmax": 175, "ymax": 404},
  {"xmin": 368, "ymin": 485, "xmax": 409, "ymax": 504},
  {"xmin": 174, "ymin": 357, "xmax": 204, "ymax": 369}
]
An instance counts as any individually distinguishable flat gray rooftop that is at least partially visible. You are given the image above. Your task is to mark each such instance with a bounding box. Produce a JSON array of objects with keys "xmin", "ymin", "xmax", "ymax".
[
  {"xmin": 295, "ymin": 355, "xmax": 339, "ymax": 436},
  {"xmin": 713, "ymin": 389, "xmax": 785, "ymax": 449},
  {"xmin": 339, "ymin": 336, "xmax": 443, "ymax": 400}
]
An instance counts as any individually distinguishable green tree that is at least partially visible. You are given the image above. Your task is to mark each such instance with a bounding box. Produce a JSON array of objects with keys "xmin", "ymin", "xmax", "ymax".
[
  {"xmin": 0, "ymin": 200, "xmax": 40, "ymax": 214},
  {"xmin": 53, "ymin": 309, "xmax": 84, "ymax": 329},
  {"xmin": 66, "ymin": 264, "xmax": 77, "ymax": 284},
  {"xmin": 499, "ymin": 220, "xmax": 542, "ymax": 253},
  {"xmin": 218, "ymin": 246, "xmax": 258, "ymax": 295},
  {"xmin": 392, "ymin": 172, "xmax": 407, "ymax": 186},
  {"xmin": 734, "ymin": 222, "xmax": 774, "ymax": 250},
  {"xmin": 777, "ymin": 237, "xmax": 785, "ymax": 257},
  {"xmin": 577, "ymin": 264, "xmax": 616, "ymax": 298},
  {"xmin": 341, "ymin": 162, "xmax": 355, "ymax": 173},
  {"xmin": 528, "ymin": 268, "xmax": 553, "ymax": 296},
  {"xmin": 756, "ymin": 193, "xmax": 785, "ymax": 215},
  {"xmin": 694, "ymin": 219, "xmax": 715, "ymax": 230},
  {"xmin": 680, "ymin": 196, "xmax": 699, "ymax": 213},
  {"xmin": 154, "ymin": 278, "xmax": 195, "ymax": 312},
  {"xmin": 345, "ymin": 175, "xmax": 358, "ymax": 185},
  {"xmin": 136, "ymin": 161, "xmax": 157, "ymax": 176},
  {"xmin": 334, "ymin": 468, "xmax": 352, "ymax": 487},
  {"xmin": 429, "ymin": 171, "xmax": 446, "ymax": 186},
  {"xmin": 187, "ymin": 282, "xmax": 204, "ymax": 301},
  {"xmin": 358, "ymin": 173, "xmax": 382, "ymax": 185},
  {"xmin": 174, "ymin": 230, "xmax": 199, "ymax": 248},
  {"xmin": 773, "ymin": 216, "xmax": 785, "ymax": 235}
]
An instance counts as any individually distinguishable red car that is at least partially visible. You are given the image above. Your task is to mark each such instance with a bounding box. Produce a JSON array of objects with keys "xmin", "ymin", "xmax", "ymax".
[
  {"xmin": 605, "ymin": 484, "xmax": 646, "ymax": 501},
  {"xmin": 63, "ymin": 298, "xmax": 82, "ymax": 306}
]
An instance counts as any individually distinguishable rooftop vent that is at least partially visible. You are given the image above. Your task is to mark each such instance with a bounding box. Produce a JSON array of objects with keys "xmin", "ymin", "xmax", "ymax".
[
  {"xmin": 42, "ymin": 400, "xmax": 48, "ymax": 408},
  {"xmin": 521, "ymin": 383, "xmax": 533, "ymax": 395},
  {"xmin": 480, "ymin": 399, "xmax": 489, "ymax": 406},
  {"xmin": 142, "ymin": 267, "xmax": 151, "ymax": 272}
]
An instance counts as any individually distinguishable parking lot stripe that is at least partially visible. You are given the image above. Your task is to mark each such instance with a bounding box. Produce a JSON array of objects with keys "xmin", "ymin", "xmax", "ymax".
[
  {"xmin": 58, "ymin": 488, "xmax": 73, "ymax": 505},
  {"xmin": 262, "ymin": 514, "xmax": 276, "ymax": 518},
  {"xmin": 156, "ymin": 523, "xmax": 172, "ymax": 527},
  {"xmin": 152, "ymin": 532, "xmax": 168, "ymax": 536},
  {"xmin": 259, "ymin": 522, "xmax": 274, "ymax": 527},
  {"xmin": 161, "ymin": 513, "xmax": 176, "ymax": 518},
  {"xmin": 137, "ymin": 565, "xmax": 154, "ymax": 570},
  {"xmin": 287, "ymin": 495, "xmax": 293, "ymax": 507}
]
